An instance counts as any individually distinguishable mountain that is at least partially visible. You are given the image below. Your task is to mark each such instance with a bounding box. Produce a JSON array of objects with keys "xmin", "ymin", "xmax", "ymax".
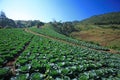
[{"xmin": 80, "ymin": 12, "xmax": 120, "ymax": 25}]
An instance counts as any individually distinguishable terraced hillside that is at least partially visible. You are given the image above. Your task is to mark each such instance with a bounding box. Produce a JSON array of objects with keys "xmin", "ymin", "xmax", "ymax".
[{"xmin": 0, "ymin": 27, "xmax": 120, "ymax": 80}]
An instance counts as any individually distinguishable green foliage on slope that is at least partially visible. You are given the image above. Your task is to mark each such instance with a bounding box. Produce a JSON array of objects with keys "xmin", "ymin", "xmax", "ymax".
[
  {"xmin": 50, "ymin": 21, "xmax": 77, "ymax": 36},
  {"xmin": 80, "ymin": 12, "xmax": 120, "ymax": 25}
]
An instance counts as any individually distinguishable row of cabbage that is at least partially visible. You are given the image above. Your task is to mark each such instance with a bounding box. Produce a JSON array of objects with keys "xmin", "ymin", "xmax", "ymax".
[
  {"xmin": 0, "ymin": 29, "xmax": 33, "ymax": 79},
  {"xmin": 30, "ymin": 24, "xmax": 109, "ymax": 51},
  {"xmin": 10, "ymin": 36, "xmax": 120, "ymax": 80}
]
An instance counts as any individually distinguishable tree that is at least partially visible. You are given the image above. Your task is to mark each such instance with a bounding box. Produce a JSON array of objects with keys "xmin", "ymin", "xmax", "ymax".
[
  {"xmin": 37, "ymin": 22, "xmax": 44, "ymax": 28},
  {"xmin": 0, "ymin": 11, "xmax": 7, "ymax": 18},
  {"xmin": 0, "ymin": 11, "xmax": 16, "ymax": 28}
]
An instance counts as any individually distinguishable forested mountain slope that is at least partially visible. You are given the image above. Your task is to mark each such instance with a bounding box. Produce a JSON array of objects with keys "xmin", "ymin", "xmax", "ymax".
[{"xmin": 80, "ymin": 12, "xmax": 120, "ymax": 25}]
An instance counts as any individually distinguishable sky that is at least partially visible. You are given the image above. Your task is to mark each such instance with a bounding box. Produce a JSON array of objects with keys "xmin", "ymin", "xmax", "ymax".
[{"xmin": 0, "ymin": 0, "xmax": 120, "ymax": 22}]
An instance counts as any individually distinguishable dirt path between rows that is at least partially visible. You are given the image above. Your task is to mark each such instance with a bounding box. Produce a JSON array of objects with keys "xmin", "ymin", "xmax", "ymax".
[
  {"xmin": 24, "ymin": 28, "xmax": 120, "ymax": 54},
  {"xmin": 25, "ymin": 28, "xmax": 78, "ymax": 46},
  {"xmin": 4, "ymin": 37, "xmax": 33, "ymax": 76}
]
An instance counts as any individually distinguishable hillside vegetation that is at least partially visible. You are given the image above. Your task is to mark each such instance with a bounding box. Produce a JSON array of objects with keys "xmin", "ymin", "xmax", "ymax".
[
  {"xmin": 0, "ymin": 11, "xmax": 120, "ymax": 79},
  {"xmin": 0, "ymin": 28, "xmax": 120, "ymax": 80},
  {"xmin": 80, "ymin": 12, "xmax": 120, "ymax": 25},
  {"xmin": 69, "ymin": 12, "xmax": 120, "ymax": 51},
  {"xmin": 71, "ymin": 28, "xmax": 120, "ymax": 50}
]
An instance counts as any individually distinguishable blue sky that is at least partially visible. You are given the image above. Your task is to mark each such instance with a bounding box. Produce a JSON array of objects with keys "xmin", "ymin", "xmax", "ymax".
[{"xmin": 0, "ymin": 0, "xmax": 120, "ymax": 22}]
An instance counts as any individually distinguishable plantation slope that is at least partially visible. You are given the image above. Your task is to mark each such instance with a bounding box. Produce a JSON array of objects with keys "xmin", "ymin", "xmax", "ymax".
[
  {"xmin": 0, "ymin": 29, "xmax": 34, "ymax": 79},
  {"xmin": 1, "ymin": 28, "xmax": 120, "ymax": 79},
  {"xmin": 14, "ymin": 35, "xmax": 120, "ymax": 80},
  {"xmin": 24, "ymin": 28, "xmax": 119, "ymax": 54},
  {"xmin": 29, "ymin": 24, "xmax": 110, "ymax": 51},
  {"xmin": 6, "ymin": 37, "xmax": 32, "ymax": 75},
  {"xmin": 25, "ymin": 28, "xmax": 80, "ymax": 46}
]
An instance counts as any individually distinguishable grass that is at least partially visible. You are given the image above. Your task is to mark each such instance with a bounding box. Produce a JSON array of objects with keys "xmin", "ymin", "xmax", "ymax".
[{"xmin": 71, "ymin": 27, "xmax": 120, "ymax": 50}]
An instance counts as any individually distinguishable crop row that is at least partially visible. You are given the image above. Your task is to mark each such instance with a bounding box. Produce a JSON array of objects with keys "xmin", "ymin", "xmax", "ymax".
[
  {"xmin": 10, "ymin": 35, "xmax": 120, "ymax": 80},
  {"xmin": 30, "ymin": 24, "xmax": 109, "ymax": 51},
  {"xmin": 0, "ymin": 28, "xmax": 119, "ymax": 80},
  {"xmin": 0, "ymin": 29, "xmax": 33, "ymax": 79}
]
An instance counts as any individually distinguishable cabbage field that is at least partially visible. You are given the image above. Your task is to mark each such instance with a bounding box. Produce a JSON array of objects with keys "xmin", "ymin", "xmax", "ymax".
[
  {"xmin": 30, "ymin": 24, "xmax": 109, "ymax": 51},
  {"xmin": 0, "ymin": 28, "xmax": 120, "ymax": 80}
]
